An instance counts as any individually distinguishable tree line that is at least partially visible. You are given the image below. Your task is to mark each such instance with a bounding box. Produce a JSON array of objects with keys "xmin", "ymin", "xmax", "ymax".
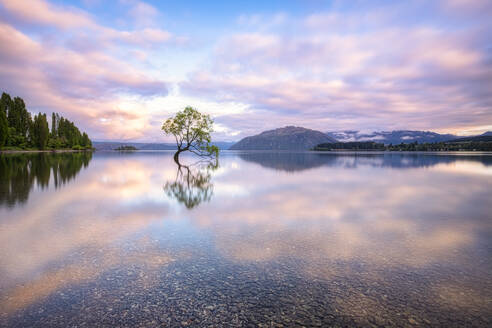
[
  {"xmin": 385, "ymin": 141, "xmax": 492, "ymax": 151},
  {"xmin": 314, "ymin": 140, "xmax": 492, "ymax": 151},
  {"xmin": 0, "ymin": 92, "xmax": 92, "ymax": 150},
  {"xmin": 314, "ymin": 141, "xmax": 386, "ymax": 150}
]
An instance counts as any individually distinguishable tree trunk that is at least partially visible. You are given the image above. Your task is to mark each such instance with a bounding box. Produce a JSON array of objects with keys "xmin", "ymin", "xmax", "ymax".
[{"xmin": 173, "ymin": 149, "xmax": 182, "ymax": 165}]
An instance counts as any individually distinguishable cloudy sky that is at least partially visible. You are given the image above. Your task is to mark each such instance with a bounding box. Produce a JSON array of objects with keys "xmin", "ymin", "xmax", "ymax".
[{"xmin": 0, "ymin": 0, "xmax": 491, "ymax": 142}]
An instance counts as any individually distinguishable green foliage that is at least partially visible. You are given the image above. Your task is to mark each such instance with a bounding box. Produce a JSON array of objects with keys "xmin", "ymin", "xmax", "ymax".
[
  {"xmin": 7, "ymin": 97, "xmax": 31, "ymax": 140},
  {"xmin": 2, "ymin": 93, "xmax": 28, "ymax": 147},
  {"xmin": 32, "ymin": 113, "xmax": 50, "ymax": 149},
  {"xmin": 0, "ymin": 91, "xmax": 92, "ymax": 150},
  {"xmin": 56, "ymin": 116, "xmax": 83, "ymax": 148},
  {"xmin": 0, "ymin": 93, "xmax": 12, "ymax": 114},
  {"xmin": 0, "ymin": 101, "xmax": 7, "ymax": 147},
  {"xmin": 386, "ymin": 141, "xmax": 492, "ymax": 151},
  {"xmin": 206, "ymin": 144, "xmax": 219, "ymax": 157},
  {"xmin": 162, "ymin": 106, "xmax": 218, "ymax": 159},
  {"xmin": 47, "ymin": 137, "xmax": 63, "ymax": 149},
  {"xmin": 51, "ymin": 112, "xmax": 57, "ymax": 136},
  {"xmin": 81, "ymin": 132, "xmax": 92, "ymax": 149}
]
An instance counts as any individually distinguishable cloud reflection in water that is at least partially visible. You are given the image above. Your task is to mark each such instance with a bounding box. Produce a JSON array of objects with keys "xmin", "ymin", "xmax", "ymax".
[{"xmin": 0, "ymin": 151, "xmax": 491, "ymax": 322}]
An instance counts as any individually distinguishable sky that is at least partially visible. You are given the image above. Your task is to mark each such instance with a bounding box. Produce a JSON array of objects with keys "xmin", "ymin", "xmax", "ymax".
[{"xmin": 0, "ymin": 0, "xmax": 491, "ymax": 142}]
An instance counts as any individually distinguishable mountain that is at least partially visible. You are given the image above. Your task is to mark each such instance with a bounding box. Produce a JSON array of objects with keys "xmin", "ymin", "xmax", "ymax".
[
  {"xmin": 93, "ymin": 141, "xmax": 236, "ymax": 151},
  {"xmin": 238, "ymin": 152, "xmax": 338, "ymax": 171},
  {"xmin": 445, "ymin": 135, "xmax": 492, "ymax": 143},
  {"xmin": 230, "ymin": 126, "xmax": 337, "ymax": 150},
  {"xmin": 326, "ymin": 130, "xmax": 459, "ymax": 145}
]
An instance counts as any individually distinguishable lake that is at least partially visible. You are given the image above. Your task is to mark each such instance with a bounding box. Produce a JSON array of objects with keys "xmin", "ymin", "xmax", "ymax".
[{"xmin": 0, "ymin": 151, "xmax": 491, "ymax": 327}]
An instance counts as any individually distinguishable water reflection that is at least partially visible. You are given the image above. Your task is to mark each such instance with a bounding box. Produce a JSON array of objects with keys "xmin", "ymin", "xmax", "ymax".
[
  {"xmin": 0, "ymin": 152, "xmax": 92, "ymax": 207},
  {"xmin": 0, "ymin": 152, "xmax": 173, "ymax": 318},
  {"xmin": 164, "ymin": 159, "xmax": 218, "ymax": 209},
  {"xmin": 0, "ymin": 151, "xmax": 491, "ymax": 327},
  {"xmin": 239, "ymin": 151, "xmax": 492, "ymax": 171}
]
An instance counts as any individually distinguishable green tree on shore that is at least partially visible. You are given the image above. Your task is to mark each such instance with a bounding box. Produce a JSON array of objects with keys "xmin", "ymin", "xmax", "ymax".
[
  {"xmin": 32, "ymin": 113, "xmax": 50, "ymax": 149},
  {"xmin": 0, "ymin": 94, "xmax": 8, "ymax": 147},
  {"xmin": 8, "ymin": 97, "xmax": 31, "ymax": 143},
  {"xmin": 81, "ymin": 132, "xmax": 92, "ymax": 148},
  {"xmin": 0, "ymin": 91, "xmax": 93, "ymax": 150},
  {"xmin": 51, "ymin": 112, "xmax": 58, "ymax": 136}
]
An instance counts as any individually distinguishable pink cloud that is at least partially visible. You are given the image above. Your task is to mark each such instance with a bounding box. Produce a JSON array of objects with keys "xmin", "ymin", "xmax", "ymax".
[
  {"xmin": 0, "ymin": 0, "xmax": 192, "ymax": 141},
  {"xmin": 0, "ymin": 0, "xmax": 95, "ymax": 29},
  {"xmin": 0, "ymin": 0, "xmax": 179, "ymax": 48},
  {"xmin": 182, "ymin": 8, "xmax": 492, "ymax": 136},
  {"xmin": 0, "ymin": 23, "xmax": 167, "ymax": 97},
  {"xmin": 1, "ymin": 0, "xmax": 490, "ymax": 141},
  {"xmin": 115, "ymin": 28, "xmax": 172, "ymax": 45},
  {"xmin": 441, "ymin": 0, "xmax": 492, "ymax": 14},
  {"xmin": 129, "ymin": 1, "xmax": 159, "ymax": 27},
  {"xmin": 0, "ymin": 22, "xmax": 167, "ymax": 139}
]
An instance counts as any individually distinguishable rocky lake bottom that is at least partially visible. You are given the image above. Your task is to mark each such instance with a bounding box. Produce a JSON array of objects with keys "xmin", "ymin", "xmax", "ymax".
[{"xmin": 1, "ymin": 151, "xmax": 491, "ymax": 327}]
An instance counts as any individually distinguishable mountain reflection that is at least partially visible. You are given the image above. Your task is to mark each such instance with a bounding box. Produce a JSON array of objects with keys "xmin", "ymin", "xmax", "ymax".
[
  {"xmin": 239, "ymin": 151, "xmax": 492, "ymax": 172},
  {"xmin": 0, "ymin": 152, "xmax": 92, "ymax": 208},
  {"xmin": 0, "ymin": 151, "xmax": 490, "ymax": 325},
  {"xmin": 164, "ymin": 159, "xmax": 218, "ymax": 209}
]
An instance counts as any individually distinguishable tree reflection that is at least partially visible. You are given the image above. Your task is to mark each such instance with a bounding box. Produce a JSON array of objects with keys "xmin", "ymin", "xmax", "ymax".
[
  {"xmin": 0, "ymin": 152, "xmax": 92, "ymax": 208},
  {"xmin": 164, "ymin": 159, "xmax": 218, "ymax": 209}
]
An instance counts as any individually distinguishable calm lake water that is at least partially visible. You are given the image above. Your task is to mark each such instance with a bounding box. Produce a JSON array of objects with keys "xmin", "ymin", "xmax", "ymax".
[{"xmin": 1, "ymin": 151, "xmax": 491, "ymax": 327}]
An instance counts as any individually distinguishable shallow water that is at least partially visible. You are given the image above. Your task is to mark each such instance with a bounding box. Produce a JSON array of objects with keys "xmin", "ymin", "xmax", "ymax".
[{"xmin": 0, "ymin": 151, "xmax": 491, "ymax": 327}]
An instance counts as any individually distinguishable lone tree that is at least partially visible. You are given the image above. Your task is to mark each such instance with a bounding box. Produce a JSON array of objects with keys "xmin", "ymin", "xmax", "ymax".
[{"xmin": 162, "ymin": 107, "xmax": 219, "ymax": 163}]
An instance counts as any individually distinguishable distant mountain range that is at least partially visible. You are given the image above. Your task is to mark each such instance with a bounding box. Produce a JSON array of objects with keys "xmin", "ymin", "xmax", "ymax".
[
  {"xmin": 229, "ymin": 126, "xmax": 336, "ymax": 150},
  {"xmin": 326, "ymin": 130, "xmax": 461, "ymax": 145},
  {"xmin": 447, "ymin": 135, "xmax": 492, "ymax": 143},
  {"xmin": 94, "ymin": 129, "xmax": 491, "ymax": 151}
]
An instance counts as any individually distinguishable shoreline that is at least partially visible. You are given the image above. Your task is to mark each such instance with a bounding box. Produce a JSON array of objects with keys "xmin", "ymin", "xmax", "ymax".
[
  {"xmin": 2, "ymin": 149, "xmax": 491, "ymax": 154},
  {"xmin": 0, "ymin": 149, "xmax": 94, "ymax": 154}
]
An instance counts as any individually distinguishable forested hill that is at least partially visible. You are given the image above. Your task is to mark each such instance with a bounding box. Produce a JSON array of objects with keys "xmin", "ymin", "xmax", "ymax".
[
  {"xmin": 0, "ymin": 92, "xmax": 92, "ymax": 150},
  {"xmin": 230, "ymin": 126, "xmax": 337, "ymax": 150}
]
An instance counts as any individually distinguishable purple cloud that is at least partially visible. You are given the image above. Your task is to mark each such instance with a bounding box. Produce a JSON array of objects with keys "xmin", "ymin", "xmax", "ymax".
[
  {"xmin": 182, "ymin": 2, "xmax": 492, "ymax": 136},
  {"xmin": 0, "ymin": 0, "xmax": 177, "ymax": 140}
]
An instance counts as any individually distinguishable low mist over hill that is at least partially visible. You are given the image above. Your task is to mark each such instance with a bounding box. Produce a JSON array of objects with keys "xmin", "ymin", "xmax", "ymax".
[
  {"xmin": 93, "ymin": 130, "xmax": 492, "ymax": 151},
  {"xmin": 230, "ymin": 126, "xmax": 336, "ymax": 150},
  {"xmin": 326, "ymin": 130, "xmax": 460, "ymax": 145}
]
